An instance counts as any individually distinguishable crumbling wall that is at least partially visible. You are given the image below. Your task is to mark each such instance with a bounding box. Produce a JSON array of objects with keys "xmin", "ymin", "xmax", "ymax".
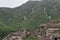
[{"xmin": 2, "ymin": 29, "xmax": 31, "ymax": 40}]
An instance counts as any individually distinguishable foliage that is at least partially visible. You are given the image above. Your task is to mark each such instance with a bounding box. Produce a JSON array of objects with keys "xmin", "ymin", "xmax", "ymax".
[
  {"xmin": 0, "ymin": 0, "xmax": 60, "ymax": 40},
  {"xmin": 27, "ymin": 35, "xmax": 36, "ymax": 40}
]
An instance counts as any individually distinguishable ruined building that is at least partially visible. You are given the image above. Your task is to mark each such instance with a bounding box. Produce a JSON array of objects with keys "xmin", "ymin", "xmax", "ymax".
[
  {"xmin": 2, "ymin": 21, "xmax": 60, "ymax": 40},
  {"xmin": 2, "ymin": 29, "xmax": 31, "ymax": 40},
  {"xmin": 35, "ymin": 21, "xmax": 60, "ymax": 40}
]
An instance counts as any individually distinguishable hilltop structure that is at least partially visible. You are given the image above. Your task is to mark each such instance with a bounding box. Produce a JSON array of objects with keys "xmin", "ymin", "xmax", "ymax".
[{"xmin": 3, "ymin": 21, "xmax": 60, "ymax": 40}]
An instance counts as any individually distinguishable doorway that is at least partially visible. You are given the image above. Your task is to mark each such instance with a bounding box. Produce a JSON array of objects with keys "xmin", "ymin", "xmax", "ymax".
[{"xmin": 54, "ymin": 37, "xmax": 57, "ymax": 40}]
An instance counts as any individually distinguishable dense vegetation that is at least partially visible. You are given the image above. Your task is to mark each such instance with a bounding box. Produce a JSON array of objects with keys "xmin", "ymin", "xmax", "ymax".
[{"xmin": 0, "ymin": 0, "xmax": 60, "ymax": 40}]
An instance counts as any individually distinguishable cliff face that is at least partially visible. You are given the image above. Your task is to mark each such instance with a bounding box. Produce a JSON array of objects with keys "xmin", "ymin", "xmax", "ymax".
[{"xmin": 3, "ymin": 21, "xmax": 60, "ymax": 40}]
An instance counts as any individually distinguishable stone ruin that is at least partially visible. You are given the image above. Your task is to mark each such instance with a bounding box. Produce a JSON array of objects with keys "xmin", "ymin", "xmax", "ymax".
[
  {"xmin": 2, "ymin": 21, "xmax": 60, "ymax": 40},
  {"xmin": 2, "ymin": 29, "xmax": 31, "ymax": 40},
  {"xmin": 35, "ymin": 21, "xmax": 60, "ymax": 40}
]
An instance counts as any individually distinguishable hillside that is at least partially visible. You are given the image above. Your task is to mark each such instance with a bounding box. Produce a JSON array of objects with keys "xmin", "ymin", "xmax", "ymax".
[{"xmin": 0, "ymin": 0, "xmax": 60, "ymax": 40}]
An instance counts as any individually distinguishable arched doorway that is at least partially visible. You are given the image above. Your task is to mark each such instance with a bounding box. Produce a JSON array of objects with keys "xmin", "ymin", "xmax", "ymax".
[{"xmin": 54, "ymin": 37, "xmax": 57, "ymax": 40}]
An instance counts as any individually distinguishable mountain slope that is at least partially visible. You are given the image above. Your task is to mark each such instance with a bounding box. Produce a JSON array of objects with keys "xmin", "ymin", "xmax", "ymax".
[{"xmin": 0, "ymin": 0, "xmax": 60, "ymax": 40}]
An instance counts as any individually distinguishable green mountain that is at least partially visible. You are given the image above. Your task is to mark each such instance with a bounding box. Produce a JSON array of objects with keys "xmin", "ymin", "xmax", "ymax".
[{"xmin": 0, "ymin": 0, "xmax": 60, "ymax": 40}]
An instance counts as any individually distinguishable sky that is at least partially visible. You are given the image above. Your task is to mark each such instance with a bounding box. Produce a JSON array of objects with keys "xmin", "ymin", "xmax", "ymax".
[{"xmin": 0, "ymin": 0, "xmax": 28, "ymax": 8}]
